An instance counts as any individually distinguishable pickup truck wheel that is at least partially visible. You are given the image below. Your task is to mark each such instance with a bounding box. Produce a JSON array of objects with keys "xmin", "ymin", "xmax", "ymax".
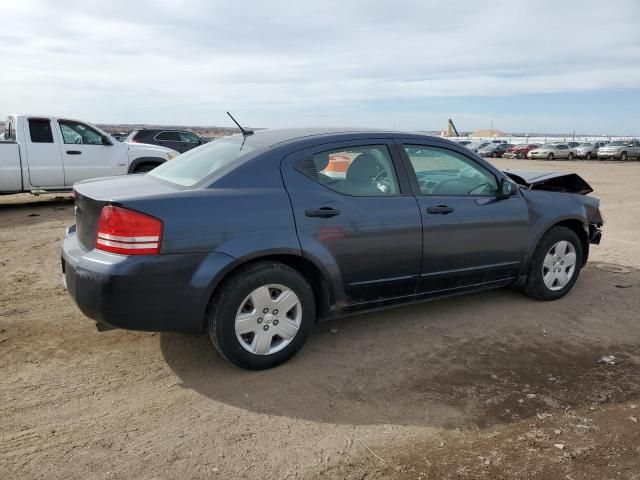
[
  {"xmin": 620, "ymin": 152, "xmax": 628, "ymax": 161},
  {"xmin": 207, "ymin": 262, "xmax": 315, "ymax": 370},
  {"xmin": 567, "ymin": 152, "xmax": 574, "ymax": 161},
  {"xmin": 134, "ymin": 163, "xmax": 158, "ymax": 173},
  {"xmin": 547, "ymin": 153, "xmax": 554, "ymax": 160},
  {"xmin": 523, "ymin": 226, "xmax": 583, "ymax": 301}
]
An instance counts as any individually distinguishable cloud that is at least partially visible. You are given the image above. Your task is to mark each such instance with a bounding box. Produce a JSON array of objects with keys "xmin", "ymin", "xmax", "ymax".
[{"xmin": 0, "ymin": 0, "xmax": 639, "ymax": 131}]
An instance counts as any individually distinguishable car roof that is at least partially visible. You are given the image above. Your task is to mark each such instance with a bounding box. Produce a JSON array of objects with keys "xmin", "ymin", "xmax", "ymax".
[{"xmin": 236, "ymin": 127, "xmax": 436, "ymax": 148}]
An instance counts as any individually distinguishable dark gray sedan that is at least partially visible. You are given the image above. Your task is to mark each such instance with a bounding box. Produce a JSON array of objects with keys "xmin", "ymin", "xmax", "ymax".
[{"xmin": 62, "ymin": 129, "xmax": 604, "ymax": 369}]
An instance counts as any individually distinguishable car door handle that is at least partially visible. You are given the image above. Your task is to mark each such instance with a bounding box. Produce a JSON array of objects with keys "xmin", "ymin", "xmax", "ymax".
[
  {"xmin": 426, "ymin": 205, "xmax": 454, "ymax": 214},
  {"xmin": 305, "ymin": 207, "xmax": 341, "ymax": 218},
  {"xmin": 66, "ymin": 150, "xmax": 82, "ymax": 155}
]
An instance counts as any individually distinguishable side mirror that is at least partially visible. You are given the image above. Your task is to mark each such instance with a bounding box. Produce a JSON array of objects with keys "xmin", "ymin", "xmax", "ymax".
[
  {"xmin": 497, "ymin": 178, "xmax": 516, "ymax": 199},
  {"xmin": 101, "ymin": 135, "xmax": 113, "ymax": 146}
]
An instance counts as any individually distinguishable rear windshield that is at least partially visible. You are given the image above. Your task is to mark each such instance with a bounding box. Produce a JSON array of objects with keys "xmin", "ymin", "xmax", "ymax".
[{"xmin": 148, "ymin": 137, "xmax": 262, "ymax": 187}]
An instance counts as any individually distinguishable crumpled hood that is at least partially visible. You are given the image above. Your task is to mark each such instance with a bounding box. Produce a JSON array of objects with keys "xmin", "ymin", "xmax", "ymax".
[{"xmin": 502, "ymin": 169, "xmax": 593, "ymax": 195}]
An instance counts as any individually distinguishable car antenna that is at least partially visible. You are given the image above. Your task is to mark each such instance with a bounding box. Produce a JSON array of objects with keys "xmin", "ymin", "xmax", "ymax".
[{"xmin": 226, "ymin": 111, "xmax": 254, "ymax": 136}]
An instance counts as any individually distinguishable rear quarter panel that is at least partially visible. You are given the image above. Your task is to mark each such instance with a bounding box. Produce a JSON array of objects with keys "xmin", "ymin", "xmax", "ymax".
[{"xmin": 0, "ymin": 143, "xmax": 23, "ymax": 192}]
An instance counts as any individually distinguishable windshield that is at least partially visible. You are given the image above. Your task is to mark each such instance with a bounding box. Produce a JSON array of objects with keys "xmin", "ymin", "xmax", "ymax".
[
  {"xmin": 149, "ymin": 137, "xmax": 262, "ymax": 187},
  {"xmin": 578, "ymin": 143, "xmax": 593, "ymax": 147},
  {"xmin": 541, "ymin": 143, "xmax": 556, "ymax": 148},
  {"xmin": 609, "ymin": 141, "xmax": 627, "ymax": 146}
]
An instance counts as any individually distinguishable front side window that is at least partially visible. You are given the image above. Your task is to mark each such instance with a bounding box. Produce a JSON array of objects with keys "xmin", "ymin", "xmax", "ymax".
[
  {"xmin": 149, "ymin": 137, "xmax": 261, "ymax": 187},
  {"xmin": 179, "ymin": 132, "xmax": 200, "ymax": 143},
  {"xmin": 296, "ymin": 145, "xmax": 399, "ymax": 196},
  {"xmin": 403, "ymin": 145, "xmax": 497, "ymax": 196},
  {"xmin": 59, "ymin": 120, "xmax": 104, "ymax": 145},
  {"xmin": 557, "ymin": 145, "xmax": 568, "ymax": 150},
  {"xmin": 28, "ymin": 119, "xmax": 54, "ymax": 143}
]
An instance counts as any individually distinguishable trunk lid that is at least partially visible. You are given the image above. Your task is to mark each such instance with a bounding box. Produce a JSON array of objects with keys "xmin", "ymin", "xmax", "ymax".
[
  {"xmin": 73, "ymin": 174, "xmax": 179, "ymax": 251},
  {"xmin": 502, "ymin": 169, "xmax": 593, "ymax": 195}
]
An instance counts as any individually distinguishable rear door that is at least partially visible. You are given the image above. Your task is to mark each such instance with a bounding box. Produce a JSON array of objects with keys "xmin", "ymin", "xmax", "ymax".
[
  {"xmin": 398, "ymin": 141, "xmax": 530, "ymax": 293},
  {"xmin": 281, "ymin": 139, "xmax": 422, "ymax": 305},
  {"xmin": 23, "ymin": 117, "xmax": 65, "ymax": 187},
  {"xmin": 58, "ymin": 120, "xmax": 125, "ymax": 185},
  {"xmin": 154, "ymin": 131, "xmax": 183, "ymax": 152}
]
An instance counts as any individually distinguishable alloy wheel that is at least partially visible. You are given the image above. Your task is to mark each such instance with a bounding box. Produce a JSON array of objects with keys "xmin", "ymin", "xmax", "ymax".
[
  {"xmin": 234, "ymin": 284, "xmax": 302, "ymax": 355},
  {"xmin": 542, "ymin": 241, "xmax": 577, "ymax": 291}
]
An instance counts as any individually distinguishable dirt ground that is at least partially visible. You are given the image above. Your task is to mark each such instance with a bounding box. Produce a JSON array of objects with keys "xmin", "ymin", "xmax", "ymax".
[{"xmin": 1, "ymin": 158, "xmax": 639, "ymax": 480}]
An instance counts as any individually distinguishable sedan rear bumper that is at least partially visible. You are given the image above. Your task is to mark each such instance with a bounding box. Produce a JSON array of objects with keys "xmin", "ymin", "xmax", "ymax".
[{"xmin": 62, "ymin": 225, "xmax": 234, "ymax": 333}]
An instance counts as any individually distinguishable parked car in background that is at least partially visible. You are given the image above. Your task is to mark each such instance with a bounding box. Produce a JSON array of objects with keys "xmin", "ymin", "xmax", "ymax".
[
  {"xmin": 456, "ymin": 140, "xmax": 473, "ymax": 147},
  {"xmin": 567, "ymin": 142, "xmax": 581, "ymax": 149},
  {"xmin": 478, "ymin": 143, "xmax": 511, "ymax": 158},
  {"xmin": 504, "ymin": 144, "xmax": 539, "ymax": 159},
  {"xmin": 464, "ymin": 141, "xmax": 491, "ymax": 153},
  {"xmin": 126, "ymin": 129, "xmax": 208, "ymax": 153},
  {"xmin": 575, "ymin": 143, "xmax": 599, "ymax": 160},
  {"xmin": 62, "ymin": 128, "xmax": 603, "ymax": 369},
  {"xmin": 111, "ymin": 132, "xmax": 129, "ymax": 142},
  {"xmin": 528, "ymin": 143, "xmax": 576, "ymax": 160},
  {"xmin": 0, "ymin": 115, "xmax": 178, "ymax": 195},
  {"xmin": 596, "ymin": 140, "xmax": 640, "ymax": 161}
]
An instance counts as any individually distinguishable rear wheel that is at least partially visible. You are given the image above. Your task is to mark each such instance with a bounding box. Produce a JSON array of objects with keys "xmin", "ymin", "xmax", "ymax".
[
  {"xmin": 547, "ymin": 153, "xmax": 554, "ymax": 160},
  {"xmin": 523, "ymin": 226, "xmax": 583, "ymax": 301},
  {"xmin": 207, "ymin": 262, "xmax": 315, "ymax": 370},
  {"xmin": 567, "ymin": 152, "xmax": 574, "ymax": 161}
]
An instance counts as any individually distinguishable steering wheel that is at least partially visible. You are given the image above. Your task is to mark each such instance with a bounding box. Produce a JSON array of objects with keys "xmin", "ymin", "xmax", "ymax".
[{"xmin": 372, "ymin": 169, "xmax": 393, "ymax": 193}]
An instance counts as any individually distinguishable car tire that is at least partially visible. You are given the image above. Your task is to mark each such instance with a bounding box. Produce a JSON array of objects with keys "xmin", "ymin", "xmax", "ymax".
[
  {"xmin": 207, "ymin": 262, "xmax": 315, "ymax": 370},
  {"xmin": 621, "ymin": 152, "xmax": 628, "ymax": 161},
  {"xmin": 523, "ymin": 226, "xmax": 583, "ymax": 301},
  {"xmin": 586, "ymin": 152, "xmax": 592, "ymax": 160},
  {"xmin": 547, "ymin": 153, "xmax": 554, "ymax": 160},
  {"xmin": 492, "ymin": 152, "xmax": 498, "ymax": 158},
  {"xmin": 568, "ymin": 152, "xmax": 574, "ymax": 161}
]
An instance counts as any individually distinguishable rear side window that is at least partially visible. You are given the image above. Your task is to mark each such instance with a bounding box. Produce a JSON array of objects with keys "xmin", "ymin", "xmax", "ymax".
[
  {"xmin": 156, "ymin": 131, "xmax": 181, "ymax": 141},
  {"xmin": 149, "ymin": 138, "xmax": 261, "ymax": 187},
  {"xmin": 28, "ymin": 119, "xmax": 54, "ymax": 143},
  {"xmin": 295, "ymin": 145, "xmax": 399, "ymax": 196}
]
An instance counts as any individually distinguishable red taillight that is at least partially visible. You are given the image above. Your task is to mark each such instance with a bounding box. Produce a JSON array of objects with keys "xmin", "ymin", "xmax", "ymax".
[{"xmin": 96, "ymin": 206, "xmax": 162, "ymax": 255}]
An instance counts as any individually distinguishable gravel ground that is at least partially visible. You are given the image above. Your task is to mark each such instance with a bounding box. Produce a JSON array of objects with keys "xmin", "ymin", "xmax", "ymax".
[{"xmin": 1, "ymin": 158, "xmax": 639, "ymax": 479}]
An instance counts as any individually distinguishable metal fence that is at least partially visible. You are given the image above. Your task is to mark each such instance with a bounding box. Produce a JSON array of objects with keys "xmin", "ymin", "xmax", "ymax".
[{"xmin": 445, "ymin": 135, "xmax": 637, "ymax": 144}]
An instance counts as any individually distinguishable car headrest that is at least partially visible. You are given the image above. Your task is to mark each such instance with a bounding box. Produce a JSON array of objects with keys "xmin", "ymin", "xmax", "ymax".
[{"xmin": 346, "ymin": 153, "xmax": 380, "ymax": 182}]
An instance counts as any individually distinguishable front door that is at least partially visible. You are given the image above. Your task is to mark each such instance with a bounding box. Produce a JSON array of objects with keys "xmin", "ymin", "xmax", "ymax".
[
  {"xmin": 58, "ymin": 120, "xmax": 124, "ymax": 186},
  {"xmin": 23, "ymin": 118, "xmax": 64, "ymax": 188},
  {"xmin": 399, "ymin": 142, "xmax": 530, "ymax": 293},
  {"xmin": 282, "ymin": 140, "xmax": 422, "ymax": 306}
]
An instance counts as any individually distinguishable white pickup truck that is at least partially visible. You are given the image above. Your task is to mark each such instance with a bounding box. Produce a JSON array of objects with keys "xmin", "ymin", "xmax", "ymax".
[{"xmin": 0, "ymin": 115, "xmax": 179, "ymax": 194}]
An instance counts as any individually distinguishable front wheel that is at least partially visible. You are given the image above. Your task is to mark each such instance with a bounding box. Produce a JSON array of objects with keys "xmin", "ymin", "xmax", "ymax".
[
  {"xmin": 207, "ymin": 262, "xmax": 315, "ymax": 370},
  {"xmin": 621, "ymin": 152, "xmax": 628, "ymax": 161},
  {"xmin": 523, "ymin": 226, "xmax": 583, "ymax": 301},
  {"xmin": 567, "ymin": 152, "xmax": 574, "ymax": 161},
  {"xmin": 586, "ymin": 152, "xmax": 592, "ymax": 160},
  {"xmin": 492, "ymin": 152, "xmax": 498, "ymax": 158},
  {"xmin": 547, "ymin": 153, "xmax": 554, "ymax": 160}
]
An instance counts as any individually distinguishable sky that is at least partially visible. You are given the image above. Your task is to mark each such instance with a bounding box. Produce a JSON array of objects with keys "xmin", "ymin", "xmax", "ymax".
[{"xmin": 1, "ymin": 0, "xmax": 640, "ymax": 134}]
